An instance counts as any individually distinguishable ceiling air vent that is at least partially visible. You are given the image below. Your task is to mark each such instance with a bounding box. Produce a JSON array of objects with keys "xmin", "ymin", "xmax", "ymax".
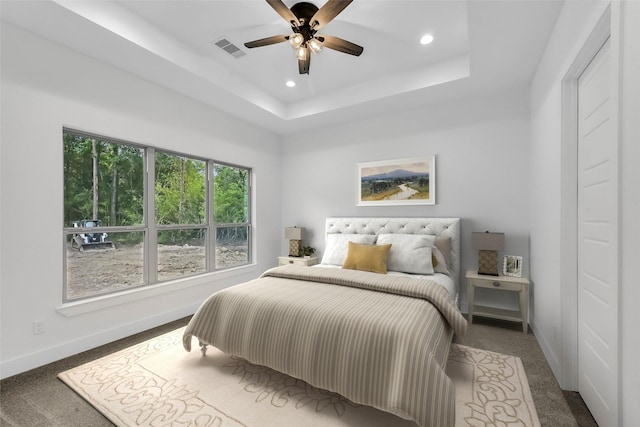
[{"xmin": 214, "ymin": 38, "xmax": 246, "ymax": 59}]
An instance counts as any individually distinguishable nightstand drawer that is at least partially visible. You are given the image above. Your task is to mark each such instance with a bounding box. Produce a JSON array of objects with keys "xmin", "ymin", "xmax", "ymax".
[
  {"xmin": 278, "ymin": 256, "xmax": 319, "ymax": 267},
  {"xmin": 469, "ymin": 277, "xmax": 524, "ymax": 292}
]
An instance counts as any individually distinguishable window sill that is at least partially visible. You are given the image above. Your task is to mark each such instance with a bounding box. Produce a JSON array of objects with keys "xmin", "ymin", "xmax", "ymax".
[{"xmin": 57, "ymin": 263, "xmax": 259, "ymax": 317}]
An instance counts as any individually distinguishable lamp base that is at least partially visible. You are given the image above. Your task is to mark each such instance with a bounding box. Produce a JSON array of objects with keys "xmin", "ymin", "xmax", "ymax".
[
  {"xmin": 477, "ymin": 250, "xmax": 499, "ymax": 276},
  {"xmin": 288, "ymin": 240, "xmax": 301, "ymax": 257}
]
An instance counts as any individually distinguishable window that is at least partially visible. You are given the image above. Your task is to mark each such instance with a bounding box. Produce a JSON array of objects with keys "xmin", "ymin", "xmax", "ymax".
[
  {"xmin": 63, "ymin": 129, "xmax": 252, "ymax": 302},
  {"xmin": 213, "ymin": 163, "xmax": 250, "ymax": 269},
  {"xmin": 155, "ymin": 151, "xmax": 207, "ymax": 281}
]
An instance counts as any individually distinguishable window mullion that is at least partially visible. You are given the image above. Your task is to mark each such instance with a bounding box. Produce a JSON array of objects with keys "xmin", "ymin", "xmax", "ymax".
[
  {"xmin": 208, "ymin": 160, "xmax": 215, "ymax": 271},
  {"xmin": 248, "ymin": 169, "xmax": 253, "ymax": 264},
  {"xmin": 146, "ymin": 147, "xmax": 157, "ymax": 284}
]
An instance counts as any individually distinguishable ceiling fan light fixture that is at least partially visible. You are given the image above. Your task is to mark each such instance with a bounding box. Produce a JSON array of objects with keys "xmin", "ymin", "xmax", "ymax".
[
  {"xmin": 308, "ymin": 37, "xmax": 323, "ymax": 54},
  {"xmin": 295, "ymin": 45, "xmax": 308, "ymax": 60},
  {"xmin": 289, "ymin": 33, "xmax": 304, "ymax": 48}
]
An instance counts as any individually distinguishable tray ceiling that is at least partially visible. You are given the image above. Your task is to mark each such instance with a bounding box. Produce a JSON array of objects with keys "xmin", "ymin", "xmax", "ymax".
[{"xmin": 1, "ymin": 0, "xmax": 564, "ymax": 134}]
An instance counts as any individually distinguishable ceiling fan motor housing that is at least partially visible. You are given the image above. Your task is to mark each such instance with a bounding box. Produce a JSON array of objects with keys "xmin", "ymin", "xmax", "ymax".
[
  {"xmin": 290, "ymin": 2, "xmax": 320, "ymax": 25},
  {"xmin": 290, "ymin": 2, "xmax": 320, "ymax": 41}
]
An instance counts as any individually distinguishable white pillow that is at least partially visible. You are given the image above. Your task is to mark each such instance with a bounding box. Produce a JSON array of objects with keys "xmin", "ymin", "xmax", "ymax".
[
  {"xmin": 321, "ymin": 234, "xmax": 376, "ymax": 266},
  {"xmin": 376, "ymin": 234, "xmax": 435, "ymax": 274}
]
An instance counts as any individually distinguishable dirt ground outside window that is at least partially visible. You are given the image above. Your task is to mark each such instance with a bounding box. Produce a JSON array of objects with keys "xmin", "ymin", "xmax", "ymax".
[{"xmin": 65, "ymin": 244, "xmax": 248, "ymax": 300}]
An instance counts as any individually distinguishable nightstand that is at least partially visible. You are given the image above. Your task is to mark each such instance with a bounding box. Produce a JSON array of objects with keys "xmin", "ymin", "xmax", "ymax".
[
  {"xmin": 466, "ymin": 270, "xmax": 530, "ymax": 333},
  {"xmin": 278, "ymin": 256, "xmax": 319, "ymax": 267}
]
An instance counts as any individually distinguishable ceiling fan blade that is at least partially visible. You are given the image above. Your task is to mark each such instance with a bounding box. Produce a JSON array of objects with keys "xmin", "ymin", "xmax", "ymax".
[
  {"xmin": 266, "ymin": 0, "xmax": 299, "ymax": 28},
  {"xmin": 318, "ymin": 34, "xmax": 363, "ymax": 56},
  {"xmin": 244, "ymin": 34, "xmax": 289, "ymax": 49},
  {"xmin": 298, "ymin": 48, "xmax": 311, "ymax": 74},
  {"xmin": 310, "ymin": 0, "xmax": 353, "ymax": 30}
]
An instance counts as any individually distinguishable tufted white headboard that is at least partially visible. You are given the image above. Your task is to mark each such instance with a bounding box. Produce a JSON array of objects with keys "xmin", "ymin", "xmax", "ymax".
[{"xmin": 325, "ymin": 217, "xmax": 461, "ymax": 288}]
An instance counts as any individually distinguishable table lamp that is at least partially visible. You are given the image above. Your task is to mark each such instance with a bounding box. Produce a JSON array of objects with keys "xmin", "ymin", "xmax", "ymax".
[
  {"xmin": 472, "ymin": 231, "xmax": 505, "ymax": 276},
  {"xmin": 285, "ymin": 226, "xmax": 304, "ymax": 257}
]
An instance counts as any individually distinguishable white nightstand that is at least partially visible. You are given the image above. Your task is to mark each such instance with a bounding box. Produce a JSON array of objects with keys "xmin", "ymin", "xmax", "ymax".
[
  {"xmin": 278, "ymin": 256, "xmax": 319, "ymax": 267},
  {"xmin": 466, "ymin": 270, "xmax": 530, "ymax": 333}
]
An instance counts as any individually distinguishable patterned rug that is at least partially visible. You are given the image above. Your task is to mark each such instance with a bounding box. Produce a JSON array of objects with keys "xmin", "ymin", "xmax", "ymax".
[{"xmin": 58, "ymin": 327, "xmax": 540, "ymax": 427}]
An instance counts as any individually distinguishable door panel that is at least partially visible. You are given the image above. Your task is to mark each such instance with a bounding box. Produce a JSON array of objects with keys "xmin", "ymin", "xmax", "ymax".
[{"xmin": 577, "ymin": 37, "xmax": 618, "ymax": 427}]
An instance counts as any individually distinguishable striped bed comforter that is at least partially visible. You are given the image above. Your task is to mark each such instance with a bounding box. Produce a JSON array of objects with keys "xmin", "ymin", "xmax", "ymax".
[{"xmin": 183, "ymin": 265, "xmax": 468, "ymax": 427}]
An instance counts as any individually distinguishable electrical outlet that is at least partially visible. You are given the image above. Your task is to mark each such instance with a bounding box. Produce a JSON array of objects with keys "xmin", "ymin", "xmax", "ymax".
[{"xmin": 33, "ymin": 321, "xmax": 45, "ymax": 335}]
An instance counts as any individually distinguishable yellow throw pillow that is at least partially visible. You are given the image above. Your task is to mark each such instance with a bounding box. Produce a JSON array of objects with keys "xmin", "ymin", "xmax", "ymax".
[{"xmin": 342, "ymin": 241, "xmax": 392, "ymax": 274}]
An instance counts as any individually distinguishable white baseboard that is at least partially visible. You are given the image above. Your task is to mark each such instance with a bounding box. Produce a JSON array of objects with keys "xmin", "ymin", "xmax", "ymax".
[{"xmin": 530, "ymin": 320, "xmax": 564, "ymax": 388}]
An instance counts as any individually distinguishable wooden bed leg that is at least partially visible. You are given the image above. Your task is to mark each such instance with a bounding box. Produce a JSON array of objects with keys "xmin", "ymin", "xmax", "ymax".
[{"xmin": 199, "ymin": 341, "xmax": 208, "ymax": 357}]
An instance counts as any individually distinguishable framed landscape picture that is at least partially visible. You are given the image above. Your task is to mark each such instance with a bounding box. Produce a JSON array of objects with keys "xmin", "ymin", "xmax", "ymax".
[{"xmin": 357, "ymin": 156, "xmax": 435, "ymax": 206}]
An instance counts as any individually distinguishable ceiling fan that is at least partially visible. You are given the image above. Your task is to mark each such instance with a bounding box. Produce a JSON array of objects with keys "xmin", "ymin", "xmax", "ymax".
[{"xmin": 244, "ymin": 0, "xmax": 364, "ymax": 75}]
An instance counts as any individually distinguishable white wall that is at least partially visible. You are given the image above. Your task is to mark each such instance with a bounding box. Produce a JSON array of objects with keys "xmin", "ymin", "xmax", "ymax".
[
  {"xmin": 280, "ymin": 89, "xmax": 531, "ymax": 310},
  {"xmin": 530, "ymin": 0, "xmax": 640, "ymax": 423},
  {"xmin": 529, "ymin": 0, "xmax": 611, "ymax": 380},
  {"xmin": 529, "ymin": 0, "xmax": 611, "ymax": 383},
  {"xmin": 0, "ymin": 23, "xmax": 282, "ymax": 378}
]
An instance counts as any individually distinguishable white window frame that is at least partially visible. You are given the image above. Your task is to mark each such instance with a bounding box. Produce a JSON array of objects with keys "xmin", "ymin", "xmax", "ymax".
[{"xmin": 62, "ymin": 128, "xmax": 253, "ymax": 304}]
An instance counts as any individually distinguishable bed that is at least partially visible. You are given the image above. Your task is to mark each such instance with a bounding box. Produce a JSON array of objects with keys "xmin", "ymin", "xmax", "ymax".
[{"xmin": 183, "ymin": 217, "xmax": 467, "ymax": 427}]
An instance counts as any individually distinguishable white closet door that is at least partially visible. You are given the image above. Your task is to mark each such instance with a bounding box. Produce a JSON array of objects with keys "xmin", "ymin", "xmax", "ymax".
[{"xmin": 577, "ymin": 37, "xmax": 619, "ymax": 427}]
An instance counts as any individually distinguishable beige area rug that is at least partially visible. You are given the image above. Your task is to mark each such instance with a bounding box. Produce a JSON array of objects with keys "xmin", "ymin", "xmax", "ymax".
[{"xmin": 59, "ymin": 327, "xmax": 540, "ymax": 427}]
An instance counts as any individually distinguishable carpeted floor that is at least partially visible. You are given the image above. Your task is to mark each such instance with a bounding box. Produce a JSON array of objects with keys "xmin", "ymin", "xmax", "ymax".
[{"xmin": 0, "ymin": 315, "xmax": 597, "ymax": 427}]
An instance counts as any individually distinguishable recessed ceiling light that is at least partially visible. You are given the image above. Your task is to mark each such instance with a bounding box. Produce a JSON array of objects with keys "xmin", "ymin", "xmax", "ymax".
[
  {"xmin": 286, "ymin": 80, "xmax": 296, "ymax": 88},
  {"xmin": 420, "ymin": 34, "xmax": 434, "ymax": 45}
]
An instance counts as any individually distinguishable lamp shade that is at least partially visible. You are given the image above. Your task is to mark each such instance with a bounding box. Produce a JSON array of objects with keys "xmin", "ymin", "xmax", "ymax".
[
  {"xmin": 472, "ymin": 232, "xmax": 505, "ymax": 251},
  {"xmin": 285, "ymin": 227, "xmax": 303, "ymax": 240}
]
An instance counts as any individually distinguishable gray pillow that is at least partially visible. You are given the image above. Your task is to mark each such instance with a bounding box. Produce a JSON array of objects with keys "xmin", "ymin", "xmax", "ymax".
[
  {"xmin": 433, "ymin": 246, "xmax": 450, "ymax": 274},
  {"xmin": 434, "ymin": 236, "xmax": 452, "ymax": 270}
]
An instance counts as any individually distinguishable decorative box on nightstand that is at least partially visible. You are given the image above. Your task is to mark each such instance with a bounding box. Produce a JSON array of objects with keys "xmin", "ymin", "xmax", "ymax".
[
  {"xmin": 466, "ymin": 270, "xmax": 530, "ymax": 333},
  {"xmin": 278, "ymin": 256, "xmax": 319, "ymax": 267}
]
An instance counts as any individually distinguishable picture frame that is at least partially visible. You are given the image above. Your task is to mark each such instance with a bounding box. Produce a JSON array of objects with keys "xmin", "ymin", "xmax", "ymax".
[
  {"xmin": 357, "ymin": 156, "xmax": 435, "ymax": 206},
  {"xmin": 503, "ymin": 255, "xmax": 523, "ymax": 277}
]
